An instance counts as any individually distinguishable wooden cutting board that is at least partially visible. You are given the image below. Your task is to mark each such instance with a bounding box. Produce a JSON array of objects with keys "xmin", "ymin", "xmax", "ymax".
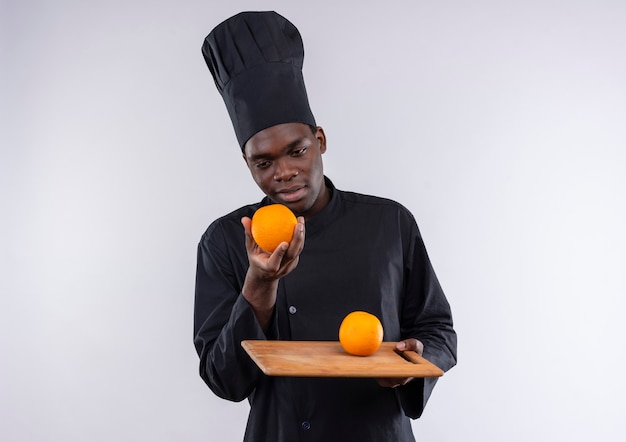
[{"xmin": 241, "ymin": 340, "xmax": 444, "ymax": 378}]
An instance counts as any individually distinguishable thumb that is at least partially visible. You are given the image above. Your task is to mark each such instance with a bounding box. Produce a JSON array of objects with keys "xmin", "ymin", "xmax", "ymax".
[{"xmin": 266, "ymin": 241, "xmax": 289, "ymax": 269}]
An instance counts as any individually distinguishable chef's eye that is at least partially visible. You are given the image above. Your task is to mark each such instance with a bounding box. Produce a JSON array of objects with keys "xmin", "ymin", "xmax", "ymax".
[
  {"xmin": 292, "ymin": 146, "xmax": 308, "ymax": 156},
  {"xmin": 255, "ymin": 161, "xmax": 271, "ymax": 169}
]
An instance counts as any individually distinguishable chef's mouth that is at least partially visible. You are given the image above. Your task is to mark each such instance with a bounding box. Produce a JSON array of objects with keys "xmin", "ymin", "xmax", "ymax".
[{"xmin": 275, "ymin": 186, "xmax": 306, "ymax": 203}]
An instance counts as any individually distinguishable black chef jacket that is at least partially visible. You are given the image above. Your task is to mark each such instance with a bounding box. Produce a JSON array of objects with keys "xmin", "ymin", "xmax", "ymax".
[{"xmin": 194, "ymin": 177, "xmax": 457, "ymax": 442}]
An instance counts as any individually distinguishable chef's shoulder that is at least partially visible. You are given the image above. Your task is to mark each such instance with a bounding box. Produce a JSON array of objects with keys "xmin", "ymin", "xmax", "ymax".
[
  {"xmin": 199, "ymin": 202, "xmax": 260, "ymax": 245},
  {"xmin": 339, "ymin": 189, "xmax": 417, "ymax": 224}
]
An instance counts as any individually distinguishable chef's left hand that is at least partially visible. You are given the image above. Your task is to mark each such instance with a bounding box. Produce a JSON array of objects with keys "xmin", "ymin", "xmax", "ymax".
[{"xmin": 376, "ymin": 338, "xmax": 424, "ymax": 388}]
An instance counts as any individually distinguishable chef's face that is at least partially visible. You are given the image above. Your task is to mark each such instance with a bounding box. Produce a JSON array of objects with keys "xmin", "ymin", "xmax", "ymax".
[{"xmin": 243, "ymin": 122, "xmax": 329, "ymax": 219}]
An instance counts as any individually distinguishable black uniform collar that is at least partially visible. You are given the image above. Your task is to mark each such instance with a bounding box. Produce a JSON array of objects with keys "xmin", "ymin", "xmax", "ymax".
[{"xmin": 300, "ymin": 176, "xmax": 340, "ymax": 238}]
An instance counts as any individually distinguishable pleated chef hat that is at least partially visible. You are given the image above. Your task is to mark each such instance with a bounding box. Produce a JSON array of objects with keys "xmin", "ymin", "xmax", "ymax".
[{"xmin": 202, "ymin": 11, "xmax": 317, "ymax": 149}]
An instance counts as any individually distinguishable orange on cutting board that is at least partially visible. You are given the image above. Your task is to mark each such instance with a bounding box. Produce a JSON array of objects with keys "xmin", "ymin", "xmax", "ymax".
[
  {"xmin": 250, "ymin": 204, "xmax": 298, "ymax": 253},
  {"xmin": 338, "ymin": 311, "xmax": 384, "ymax": 356}
]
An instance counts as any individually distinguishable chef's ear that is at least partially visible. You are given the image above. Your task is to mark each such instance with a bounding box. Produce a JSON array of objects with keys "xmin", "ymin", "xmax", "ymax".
[{"xmin": 314, "ymin": 126, "xmax": 327, "ymax": 154}]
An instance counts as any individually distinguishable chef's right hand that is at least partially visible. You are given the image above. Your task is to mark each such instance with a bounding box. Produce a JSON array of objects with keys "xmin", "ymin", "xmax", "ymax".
[
  {"xmin": 239, "ymin": 216, "xmax": 305, "ymax": 331},
  {"xmin": 241, "ymin": 216, "xmax": 305, "ymax": 281}
]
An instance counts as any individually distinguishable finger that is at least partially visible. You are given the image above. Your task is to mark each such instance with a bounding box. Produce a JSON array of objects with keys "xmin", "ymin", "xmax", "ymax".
[
  {"xmin": 285, "ymin": 217, "xmax": 305, "ymax": 258},
  {"xmin": 395, "ymin": 339, "xmax": 424, "ymax": 356},
  {"xmin": 265, "ymin": 241, "xmax": 290, "ymax": 272},
  {"xmin": 396, "ymin": 340, "xmax": 411, "ymax": 352},
  {"xmin": 241, "ymin": 216, "xmax": 251, "ymax": 231},
  {"xmin": 376, "ymin": 379, "xmax": 393, "ymax": 388},
  {"xmin": 241, "ymin": 217, "xmax": 259, "ymax": 252},
  {"xmin": 377, "ymin": 378, "xmax": 406, "ymax": 388},
  {"xmin": 241, "ymin": 217, "xmax": 253, "ymax": 241}
]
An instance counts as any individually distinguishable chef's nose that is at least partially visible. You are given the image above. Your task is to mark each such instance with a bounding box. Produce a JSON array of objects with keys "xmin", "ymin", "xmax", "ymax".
[{"xmin": 273, "ymin": 159, "xmax": 299, "ymax": 181}]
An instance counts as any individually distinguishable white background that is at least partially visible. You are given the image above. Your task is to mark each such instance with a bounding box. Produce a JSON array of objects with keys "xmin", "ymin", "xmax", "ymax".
[{"xmin": 2, "ymin": 0, "xmax": 625, "ymax": 440}]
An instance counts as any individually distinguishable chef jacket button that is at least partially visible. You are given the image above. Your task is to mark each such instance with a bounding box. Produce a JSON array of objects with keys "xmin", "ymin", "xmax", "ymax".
[
  {"xmin": 301, "ymin": 421, "xmax": 311, "ymax": 430},
  {"xmin": 289, "ymin": 306, "xmax": 297, "ymax": 314}
]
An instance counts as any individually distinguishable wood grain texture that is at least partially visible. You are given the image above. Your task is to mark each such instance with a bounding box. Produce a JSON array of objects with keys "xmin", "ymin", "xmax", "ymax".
[{"xmin": 241, "ymin": 341, "xmax": 444, "ymax": 378}]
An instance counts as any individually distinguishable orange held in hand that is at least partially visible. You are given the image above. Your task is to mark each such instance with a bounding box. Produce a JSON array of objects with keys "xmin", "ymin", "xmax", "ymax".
[
  {"xmin": 251, "ymin": 204, "xmax": 298, "ymax": 253},
  {"xmin": 339, "ymin": 311, "xmax": 384, "ymax": 356}
]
